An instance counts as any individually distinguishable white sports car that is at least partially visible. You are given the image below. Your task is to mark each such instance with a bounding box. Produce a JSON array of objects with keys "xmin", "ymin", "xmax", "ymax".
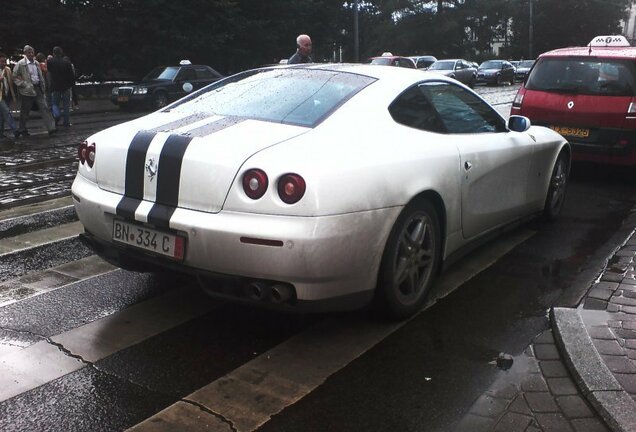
[{"xmin": 72, "ymin": 64, "xmax": 570, "ymax": 319}]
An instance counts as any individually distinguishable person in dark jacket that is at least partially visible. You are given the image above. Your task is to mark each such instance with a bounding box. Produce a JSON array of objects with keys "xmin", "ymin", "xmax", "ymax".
[
  {"xmin": 47, "ymin": 46, "xmax": 75, "ymax": 127},
  {"xmin": 288, "ymin": 34, "xmax": 313, "ymax": 64}
]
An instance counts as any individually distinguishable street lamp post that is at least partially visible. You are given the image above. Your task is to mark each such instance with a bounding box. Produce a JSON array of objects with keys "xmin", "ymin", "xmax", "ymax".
[
  {"xmin": 529, "ymin": 0, "xmax": 534, "ymax": 59},
  {"xmin": 354, "ymin": 0, "xmax": 359, "ymax": 62}
]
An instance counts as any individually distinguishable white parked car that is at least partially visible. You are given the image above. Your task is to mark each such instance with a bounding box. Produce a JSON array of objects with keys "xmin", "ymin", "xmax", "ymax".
[{"xmin": 72, "ymin": 64, "xmax": 570, "ymax": 319}]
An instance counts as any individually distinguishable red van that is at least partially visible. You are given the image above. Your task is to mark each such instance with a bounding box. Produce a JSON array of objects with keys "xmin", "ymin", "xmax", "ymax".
[{"xmin": 511, "ymin": 36, "xmax": 636, "ymax": 166}]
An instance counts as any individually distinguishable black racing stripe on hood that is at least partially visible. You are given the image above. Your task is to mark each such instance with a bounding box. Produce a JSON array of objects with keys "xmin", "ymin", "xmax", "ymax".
[
  {"xmin": 147, "ymin": 134, "xmax": 194, "ymax": 228},
  {"xmin": 186, "ymin": 116, "xmax": 245, "ymax": 137},
  {"xmin": 116, "ymin": 131, "xmax": 156, "ymax": 219},
  {"xmin": 145, "ymin": 113, "xmax": 208, "ymax": 133}
]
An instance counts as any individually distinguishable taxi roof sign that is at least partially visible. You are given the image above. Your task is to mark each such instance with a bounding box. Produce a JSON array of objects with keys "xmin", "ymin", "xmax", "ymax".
[{"xmin": 588, "ymin": 35, "xmax": 631, "ymax": 47}]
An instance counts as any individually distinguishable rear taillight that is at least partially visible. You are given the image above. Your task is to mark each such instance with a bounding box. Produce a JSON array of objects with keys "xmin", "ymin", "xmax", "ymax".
[
  {"xmin": 512, "ymin": 91, "xmax": 524, "ymax": 108},
  {"xmin": 627, "ymin": 100, "xmax": 636, "ymax": 115},
  {"xmin": 242, "ymin": 169, "xmax": 268, "ymax": 199},
  {"xmin": 278, "ymin": 173, "xmax": 306, "ymax": 204},
  {"xmin": 78, "ymin": 141, "xmax": 95, "ymax": 168}
]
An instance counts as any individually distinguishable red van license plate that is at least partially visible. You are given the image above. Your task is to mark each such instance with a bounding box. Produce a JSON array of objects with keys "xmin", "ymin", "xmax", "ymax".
[{"xmin": 550, "ymin": 126, "xmax": 590, "ymax": 138}]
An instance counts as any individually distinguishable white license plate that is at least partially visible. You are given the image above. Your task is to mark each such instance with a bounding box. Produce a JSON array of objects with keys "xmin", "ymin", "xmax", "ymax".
[{"xmin": 112, "ymin": 219, "xmax": 185, "ymax": 261}]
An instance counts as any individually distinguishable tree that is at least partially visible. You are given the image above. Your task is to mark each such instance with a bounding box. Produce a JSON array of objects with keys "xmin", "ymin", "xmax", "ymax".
[{"xmin": 510, "ymin": 0, "xmax": 631, "ymax": 59}]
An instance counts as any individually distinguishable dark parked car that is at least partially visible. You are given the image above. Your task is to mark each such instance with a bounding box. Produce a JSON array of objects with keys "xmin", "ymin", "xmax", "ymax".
[
  {"xmin": 514, "ymin": 60, "xmax": 535, "ymax": 81},
  {"xmin": 111, "ymin": 61, "xmax": 223, "ymax": 110},
  {"xmin": 476, "ymin": 60, "xmax": 515, "ymax": 85},
  {"xmin": 427, "ymin": 59, "xmax": 477, "ymax": 87}
]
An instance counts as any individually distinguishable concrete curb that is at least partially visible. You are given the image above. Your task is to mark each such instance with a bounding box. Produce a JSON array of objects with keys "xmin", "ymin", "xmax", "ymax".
[{"xmin": 551, "ymin": 307, "xmax": 636, "ymax": 432}]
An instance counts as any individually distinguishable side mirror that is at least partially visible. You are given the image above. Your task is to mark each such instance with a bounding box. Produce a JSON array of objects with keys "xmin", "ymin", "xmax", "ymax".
[{"xmin": 508, "ymin": 115, "xmax": 531, "ymax": 132}]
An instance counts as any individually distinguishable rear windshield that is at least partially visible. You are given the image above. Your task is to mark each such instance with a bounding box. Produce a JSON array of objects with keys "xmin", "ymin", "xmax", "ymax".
[
  {"xmin": 429, "ymin": 61, "xmax": 455, "ymax": 71},
  {"xmin": 169, "ymin": 68, "xmax": 375, "ymax": 127},
  {"xmin": 518, "ymin": 60, "xmax": 535, "ymax": 68},
  {"xmin": 526, "ymin": 57, "xmax": 636, "ymax": 96},
  {"xmin": 143, "ymin": 66, "xmax": 179, "ymax": 81},
  {"xmin": 480, "ymin": 60, "xmax": 503, "ymax": 69}
]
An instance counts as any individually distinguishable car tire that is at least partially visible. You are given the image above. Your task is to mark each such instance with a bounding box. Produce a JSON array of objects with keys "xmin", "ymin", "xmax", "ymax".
[
  {"xmin": 495, "ymin": 75, "xmax": 502, "ymax": 86},
  {"xmin": 376, "ymin": 200, "xmax": 441, "ymax": 320},
  {"xmin": 543, "ymin": 152, "xmax": 569, "ymax": 221},
  {"xmin": 152, "ymin": 91, "xmax": 168, "ymax": 110}
]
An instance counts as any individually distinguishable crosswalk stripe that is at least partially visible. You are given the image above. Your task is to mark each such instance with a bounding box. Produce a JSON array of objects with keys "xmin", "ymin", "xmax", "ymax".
[
  {"xmin": 0, "ymin": 221, "xmax": 84, "ymax": 255},
  {"xmin": 0, "ymin": 287, "xmax": 216, "ymax": 403}
]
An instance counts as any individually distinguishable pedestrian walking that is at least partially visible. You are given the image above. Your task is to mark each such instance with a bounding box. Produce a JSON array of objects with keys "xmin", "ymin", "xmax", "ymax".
[
  {"xmin": 0, "ymin": 52, "xmax": 18, "ymax": 139},
  {"xmin": 288, "ymin": 34, "xmax": 313, "ymax": 65},
  {"xmin": 47, "ymin": 47, "xmax": 75, "ymax": 127},
  {"xmin": 36, "ymin": 52, "xmax": 52, "ymax": 109},
  {"xmin": 64, "ymin": 56, "xmax": 79, "ymax": 111},
  {"xmin": 13, "ymin": 45, "xmax": 57, "ymax": 136}
]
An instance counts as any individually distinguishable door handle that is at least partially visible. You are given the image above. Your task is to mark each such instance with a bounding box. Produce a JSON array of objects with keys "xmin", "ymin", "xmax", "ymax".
[{"xmin": 464, "ymin": 161, "xmax": 473, "ymax": 171}]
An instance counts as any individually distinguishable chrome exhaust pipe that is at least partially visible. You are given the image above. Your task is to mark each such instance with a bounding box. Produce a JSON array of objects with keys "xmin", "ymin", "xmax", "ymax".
[{"xmin": 270, "ymin": 284, "xmax": 293, "ymax": 304}]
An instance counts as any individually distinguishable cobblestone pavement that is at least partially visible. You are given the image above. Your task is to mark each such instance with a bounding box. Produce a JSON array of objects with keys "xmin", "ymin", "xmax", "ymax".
[
  {"xmin": 0, "ymin": 102, "xmax": 142, "ymax": 209},
  {"xmin": 455, "ymin": 330, "xmax": 609, "ymax": 432},
  {"xmin": 582, "ymin": 229, "xmax": 636, "ymax": 398}
]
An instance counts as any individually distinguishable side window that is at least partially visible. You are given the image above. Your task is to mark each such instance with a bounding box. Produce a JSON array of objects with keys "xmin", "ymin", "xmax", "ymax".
[
  {"xmin": 195, "ymin": 67, "xmax": 214, "ymax": 79},
  {"xmin": 388, "ymin": 85, "xmax": 446, "ymax": 133},
  {"xmin": 177, "ymin": 68, "xmax": 196, "ymax": 81},
  {"xmin": 419, "ymin": 82, "xmax": 506, "ymax": 134}
]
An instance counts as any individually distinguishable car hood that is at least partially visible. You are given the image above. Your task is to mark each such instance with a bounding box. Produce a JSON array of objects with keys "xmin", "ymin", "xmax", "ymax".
[
  {"xmin": 134, "ymin": 79, "xmax": 172, "ymax": 87},
  {"xmin": 93, "ymin": 111, "xmax": 308, "ymax": 213},
  {"xmin": 428, "ymin": 70, "xmax": 454, "ymax": 76},
  {"xmin": 478, "ymin": 68, "xmax": 500, "ymax": 74}
]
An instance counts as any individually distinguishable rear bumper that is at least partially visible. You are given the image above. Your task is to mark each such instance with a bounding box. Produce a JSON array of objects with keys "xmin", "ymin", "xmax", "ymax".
[
  {"xmin": 72, "ymin": 174, "xmax": 401, "ymax": 310},
  {"xmin": 569, "ymin": 141, "xmax": 636, "ymax": 165},
  {"xmin": 520, "ymin": 119, "xmax": 636, "ymax": 166}
]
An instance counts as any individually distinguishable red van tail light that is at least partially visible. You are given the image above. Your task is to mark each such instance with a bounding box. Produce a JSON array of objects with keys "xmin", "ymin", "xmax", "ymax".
[
  {"xmin": 628, "ymin": 100, "xmax": 636, "ymax": 115},
  {"xmin": 512, "ymin": 91, "xmax": 524, "ymax": 108},
  {"xmin": 278, "ymin": 173, "xmax": 306, "ymax": 204},
  {"xmin": 242, "ymin": 169, "xmax": 268, "ymax": 200}
]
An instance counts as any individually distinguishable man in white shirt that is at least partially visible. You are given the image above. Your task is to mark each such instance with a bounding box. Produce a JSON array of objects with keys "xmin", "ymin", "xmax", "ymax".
[{"xmin": 12, "ymin": 45, "xmax": 57, "ymax": 136}]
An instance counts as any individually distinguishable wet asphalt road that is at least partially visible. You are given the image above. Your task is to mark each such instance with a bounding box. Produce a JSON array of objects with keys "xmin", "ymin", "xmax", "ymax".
[
  {"xmin": 0, "ymin": 86, "xmax": 635, "ymax": 431},
  {"xmin": 258, "ymin": 162, "xmax": 636, "ymax": 432}
]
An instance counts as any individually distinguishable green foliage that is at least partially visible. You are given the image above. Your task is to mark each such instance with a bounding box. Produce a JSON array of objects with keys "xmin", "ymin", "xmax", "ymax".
[{"xmin": 510, "ymin": 0, "xmax": 631, "ymax": 59}]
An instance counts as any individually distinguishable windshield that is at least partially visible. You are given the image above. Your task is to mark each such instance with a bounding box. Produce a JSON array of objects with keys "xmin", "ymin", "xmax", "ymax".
[
  {"xmin": 429, "ymin": 61, "xmax": 455, "ymax": 71},
  {"xmin": 480, "ymin": 60, "xmax": 503, "ymax": 69},
  {"xmin": 142, "ymin": 66, "xmax": 179, "ymax": 81},
  {"xmin": 169, "ymin": 68, "xmax": 375, "ymax": 127},
  {"xmin": 519, "ymin": 60, "xmax": 534, "ymax": 68},
  {"xmin": 526, "ymin": 57, "xmax": 636, "ymax": 96}
]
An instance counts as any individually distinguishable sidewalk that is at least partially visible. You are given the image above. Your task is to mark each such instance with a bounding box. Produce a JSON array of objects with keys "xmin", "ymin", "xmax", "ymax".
[{"xmin": 552, "ymin": 207, "xmax": 636, "ymax": 432}]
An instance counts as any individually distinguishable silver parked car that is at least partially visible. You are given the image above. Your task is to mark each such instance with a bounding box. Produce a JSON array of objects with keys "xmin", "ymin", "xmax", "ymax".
[{"xmin": 427, "ymin": 59, "xmax": 477, "ymax": 87}]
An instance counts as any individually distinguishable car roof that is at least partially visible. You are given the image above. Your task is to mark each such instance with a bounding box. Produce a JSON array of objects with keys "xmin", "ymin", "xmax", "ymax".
[
  {"xmin": 368, "ymin": 55, "xmax": 411, "ymax": 60},
  {"xmin": 263, "ymin": 63, "xmax": 456, "ymax": 83},
  {"xmin": 540, "ymin": 46, "xmax": 636, "ymax": 59}
]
